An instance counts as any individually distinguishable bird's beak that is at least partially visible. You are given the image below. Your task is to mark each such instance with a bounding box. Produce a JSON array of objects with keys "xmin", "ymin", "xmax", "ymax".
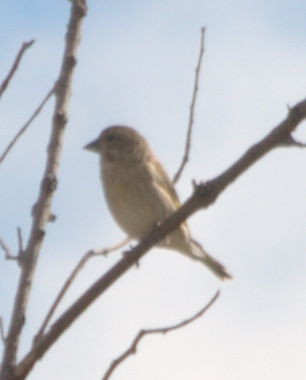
[{"xmin": 84, "ymin": 138, "xmax": 100, "ymax": 153}]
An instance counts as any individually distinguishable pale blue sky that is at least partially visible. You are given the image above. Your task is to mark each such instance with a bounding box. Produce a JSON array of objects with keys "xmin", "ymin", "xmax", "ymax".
[{"xmin": 1, "ymin": 1, "xmax": 306, "ymax": 379}]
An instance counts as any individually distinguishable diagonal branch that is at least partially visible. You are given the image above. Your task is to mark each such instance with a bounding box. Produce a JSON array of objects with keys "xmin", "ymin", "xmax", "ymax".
[
  {"xmin": 0, "ymin": 86, "xmax": 54, "ymax": 165},
  {"xmin": 173, "ymin": 27, "xmax": 206, "ymax": 184},
  {"xmin": 14, "ymin": 97, "xmax": 306, "ymax": 380},
  {"xmin": 102, "ymin": 290, "xmax": 220, "ymax": 380},
  {"xmin": 0, "ymin": 40, "xmax": 35, "ymax": 99},
  {"xmin": 34, "ymin": 238, "xmax": 130, "ymax": 341}
]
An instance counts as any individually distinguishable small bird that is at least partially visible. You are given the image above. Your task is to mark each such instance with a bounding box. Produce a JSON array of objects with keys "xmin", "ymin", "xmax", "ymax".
[{"xmin": 85, "ymin": 126, "xmax": 231, "ymax": 280}]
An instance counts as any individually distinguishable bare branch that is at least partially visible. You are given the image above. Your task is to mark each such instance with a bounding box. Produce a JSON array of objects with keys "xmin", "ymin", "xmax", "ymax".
[
  {"xmin": 280, "ymin": 135, "xmax": 306, "ymax": 148},
  {"xmin": 173, "ymin": 27, "xmax": 206, "ymax": 184},
  {"xmin": 14, "ymin": 97, "xmax": 306, "ymax": 380},
  {"xmin": 0, "ymin": 228, "xmax": 25, "ymax": 264},
  {"xmin": 0, "ymin": 317, "xmax": 5, "ymax": 344},
  {"xmin": 34, "ymin": 238, "xmax": 130, "ymax": 341},
  {"xmin": 0, "ymin": 86, "xmax": 54, "ymax": 165},
  {"xmin": 0, "ymin": 40, "xmax": 35, "ymax": 99},
  {"xmin": 0, "ymin": 1, "xmax": 87, "ymax": 379},
  {"xmin": 102, "ymin": 290, "xmax": 220, "ymax": 380},
  {"xmin": 17, "ymin": 228, "xmax": 23, "ymax": 259},
  {"xmin": 0, "ymin": 238, "xmax": 18, "ymax": 261},
  {"xmin": 11, "ymin": 99, "xmax": 306, "ymax": 380},
  {"xmin": 0, "ymin": 237, "xmax": 11, "ymax": 258},
  {"xmin": 206, "ymin": 100, "xmax": 306, "ymax": 197}
]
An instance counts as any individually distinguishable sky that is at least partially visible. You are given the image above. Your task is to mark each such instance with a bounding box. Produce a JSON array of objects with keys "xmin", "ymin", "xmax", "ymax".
[{"xmin": 1, "ymin": 1, "xmax": 306, "ymax": 379}]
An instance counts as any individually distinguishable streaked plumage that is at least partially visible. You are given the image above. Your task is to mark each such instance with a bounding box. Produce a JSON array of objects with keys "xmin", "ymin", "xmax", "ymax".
[{"xmin": 85, "ymin": 126, "xmax": 231, "ymax": 280}]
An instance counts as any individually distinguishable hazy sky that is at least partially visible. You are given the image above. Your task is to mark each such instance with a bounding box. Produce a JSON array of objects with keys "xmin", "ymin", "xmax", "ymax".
[{"xmin": 1, "ymin": 1, "xmax": 306, "ymax": 379}]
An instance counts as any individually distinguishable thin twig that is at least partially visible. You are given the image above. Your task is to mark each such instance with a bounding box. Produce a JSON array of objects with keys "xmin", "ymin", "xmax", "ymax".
[
  {"xmin": 173, "ymin": 27, "xmax": 206, "ymax": 185},
  {"xmin": 17, "ymin": 227, "xmax": 23, "ymax": 257},
  {"xmin": 0, "ymin": 40, "xmax": 35, "ymax": 99},
  {"xmin": 0, "ymin": 238, "xmax": 10, "ymax": 258},
  {"xmin": 34, "ymin": 237, "xmax": 130, "ymax": 342},
  {"xmin": 0, "ymin": 317, "xmax": 5, "ymax": 344},
  {"xmin": 0, "ymin": 238, "xmax": 18, "ymax": 261},
  {"xmin": 0, "ymin": 86, "xmax": 54, "ymax": 165},
  {"xmin": 102, "ymin": 290, "xmax": 220, "ymax": 380}
]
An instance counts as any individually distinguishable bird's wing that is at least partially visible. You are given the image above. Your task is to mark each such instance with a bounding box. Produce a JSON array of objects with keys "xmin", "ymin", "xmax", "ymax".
[{"xmin": 149, "ymin": 158, "xmax": 181, "ymax": 208}]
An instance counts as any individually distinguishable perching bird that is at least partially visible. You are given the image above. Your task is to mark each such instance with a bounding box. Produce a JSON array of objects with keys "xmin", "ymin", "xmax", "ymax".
[{"xmin": 85, "ymin": 126, "xmax": 231, "ymax": 280}]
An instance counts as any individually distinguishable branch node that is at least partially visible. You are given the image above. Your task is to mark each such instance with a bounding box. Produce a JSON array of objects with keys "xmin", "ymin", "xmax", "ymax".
[
  {"xmin": 35, "ymin": 229, "xmax": 46, "ymax": 242},
  {"xmin": 75, "ymin": 0, "xmax": 87, "ymax": 16},
  {"xmin": 122, "ymin": 249, "xmax": 140, "ymax": 268},
  {"xmin": 280, "ymin": 135, "xmax": 306, "ymax": 148},
  {"xmin": 53, "ymin": 111, "xmax": 68, "ymax": 128},
  {"xmin": 48, "ymin": 213, "xmax": 57, "ymax": 222},
  {"xmin": 66, "ymin": 54, "xmax": 77, "ymax": 68},
  {"xmin": 43, "ymin": 174, "xmax": 58, "ymax": 193},
  {"xmin": 194, "ymin": 181, "xmax": 218, "ymax": 207}
]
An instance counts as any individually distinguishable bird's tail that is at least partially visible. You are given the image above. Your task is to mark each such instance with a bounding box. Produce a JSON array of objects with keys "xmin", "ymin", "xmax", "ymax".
[{"xmin": 188, "ymin": 239, "xmax": 232, "ymax": 280}]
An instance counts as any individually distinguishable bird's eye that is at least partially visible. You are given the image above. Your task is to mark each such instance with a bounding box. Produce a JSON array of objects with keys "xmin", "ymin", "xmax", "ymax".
[{"xmin": 106, "ymin": 134, "xmax": 116, "ymax": 142}]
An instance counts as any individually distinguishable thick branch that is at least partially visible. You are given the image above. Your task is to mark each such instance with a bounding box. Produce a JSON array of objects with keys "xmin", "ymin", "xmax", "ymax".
[
  {"xmin": 14, "ymin": 97, "xmax": 306, "ymax": 380},
  {"xmin": 0, "ymin": 2, "xmax": 87, "ymax": 380}
]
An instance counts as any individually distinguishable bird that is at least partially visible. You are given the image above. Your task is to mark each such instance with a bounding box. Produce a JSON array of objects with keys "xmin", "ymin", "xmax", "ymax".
[{"xmin": 84, "ymin": 125, "xmax": 231, "ymax": 280}]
